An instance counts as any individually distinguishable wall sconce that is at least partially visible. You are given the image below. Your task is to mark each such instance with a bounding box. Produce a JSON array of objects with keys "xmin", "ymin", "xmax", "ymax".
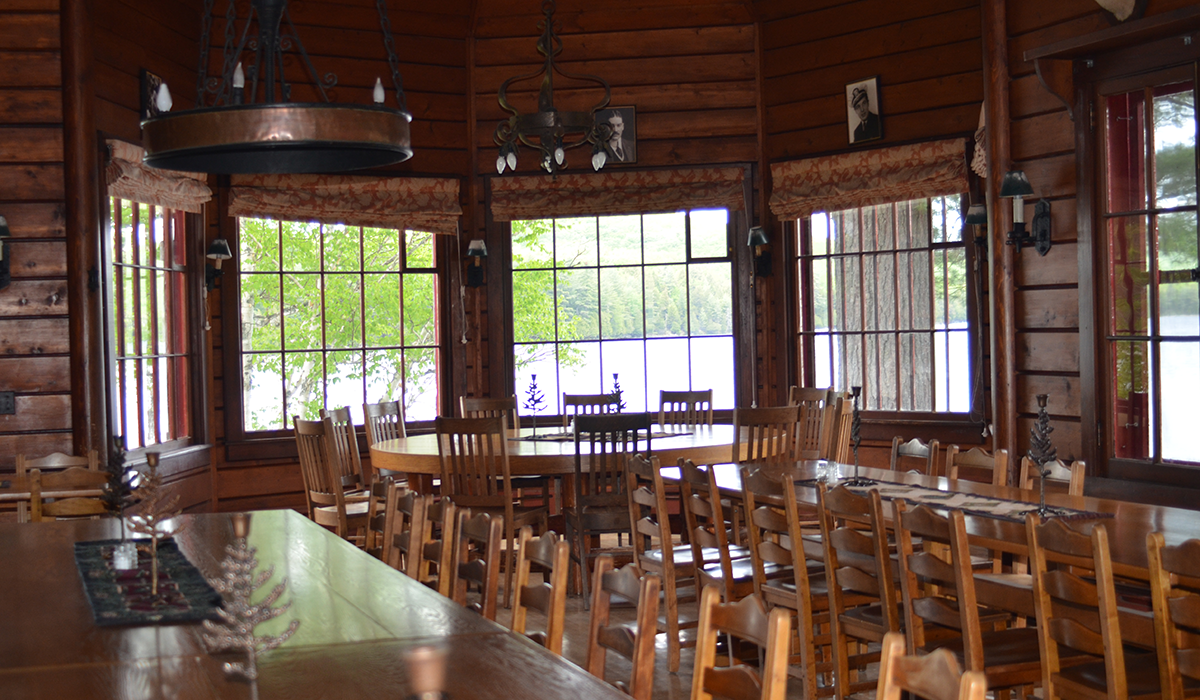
[
  {"xmin": 205, "ymin": 238, "xmax": 233, "ymax": 292},
  {"xmin": 748, "ymin": 226, "xmax": 771, "ymax": 277},
  {"xmin": 964, "ymin": 203, "xmax": 987, "ymax": 248},
  {"xmin": 1000, "ymin": 170, "xmax": 1052, "ymax": 256},
  {"xmin": 0, "ymin": 215, "xmax": 10, "ymax": 290},
  {"xmin": 465, "ymin": 239, "xmax": 487, "ymax": 288}
]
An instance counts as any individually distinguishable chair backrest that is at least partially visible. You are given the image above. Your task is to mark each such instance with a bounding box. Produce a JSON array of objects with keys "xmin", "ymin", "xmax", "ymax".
[
  {"xmin": 418, "ymin": 497, "xmax": 458, "ymax": 596},
  {"xmin": 510, "ymin": 526, "xmax": 570, "ymax": 655},
  {"xmin": 890, "ymin": 436, "xmax": 941, "ymax": 476},
  {"xmin": 945, "ymin": 445, "xmax": 1009, "ymax": 486},
  {"xmin": 876, "ymin": 632, "xmax": 988, "ymax": 700},
  {"xmin": 365, "ymin": 477, "xmax": 396, "ymax": 559},
  {"xmin": 448, "ymin": 508, "xmax": 503, "ymax": 621},
  {"xmin": 1027, "ymin": 514, "xmax": 1125, "ymax": 700},
  {"xmin": 319, "ymin": 406, "xmax": 368, "ymax": 488},
  {"xmin": 658, "ymin": 389, "xmax": 714, "ymax": 428},
  {"xmin": 626, "ymin": 453, "xmax": 675, "ymax": 575},
  {"xmin": 574, "ymin": 412, "xmax": 651, "ymax": 508},
  {"xmin": 461, "ymin": 395, "xmax": 520, "ymax": 434},
  {"xmin": 679, "ymin": 459, "xmax": 737, "ymax": 596},
  {"xmin": 1147, "ymin": 532, "xmax": 1200, "ymax": 700},
  {"xmin": 29, "ymin": 467, "xmax": 109, "ymax": 522},
  {"xmin": 435, "ymin": 415, "xmax": 512, "ymax": 509},
  {"xmin": 733, "ymin": 405, "xmax": 801, "ymax": 465},
  {"xmin": 818, "ymin": 483, "xmax": 901, "ymax": 634},
  {"xmin": 788, "ymin": 386, "xmax": 836, "ymax": 459},
  {"xmin": 690, "ymin": 587, "xmax": 790, "ymax": 700},
  {"xmin": 294, "ymin": 416, "xmax": 356, "ymax": 534},
  {"xmin": 16, "ymin": 450, "xmax": 100, "ymax": 522},
  {"xmin": 382, "ymin": 485, "xmax": 432, "ymax": 578},
  {"xmin": 363, "ymin": 399, "xmax": 406, "ymax": 445},
  {"xmin": 825, "ymin": 395, "xmax": 854, "ymax": 462},
  {"xmin": 586, "ymin": 555, "xmax": 660, "ymax": 700},
  {"xmin": 1018, "ymin": 456, "xmax": 1085, "ymax": 496},
  {"xmin": 563, "ymin": 392, "xmax": 620, "ymax": 426}
]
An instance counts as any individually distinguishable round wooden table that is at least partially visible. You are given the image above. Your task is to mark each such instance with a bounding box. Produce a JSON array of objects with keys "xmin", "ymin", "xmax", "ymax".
[{"xmin": 368, "ymin": 423, "xmax": 743, "ymax": 486}]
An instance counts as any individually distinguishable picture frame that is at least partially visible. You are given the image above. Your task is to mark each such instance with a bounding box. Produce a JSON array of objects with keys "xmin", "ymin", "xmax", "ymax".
[
  {"xmin": 845, "ymin": 77, "xmax": 882, "ymax": 145},
  {"xmin": 140, "ymin": 69, "xmax": 165, "ymax": 122},
  {"xmin": 595, "ymin": 106, "xmax": 637, "ymax": 165}
]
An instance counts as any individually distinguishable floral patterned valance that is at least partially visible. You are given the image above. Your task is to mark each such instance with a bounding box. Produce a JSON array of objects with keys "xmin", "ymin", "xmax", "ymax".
[
  {"xmin": 229, "ymin": 174, "xmax": 462, "ymax": 234},
  {"xmin": 769, "ymin": 139, "xmax": 968, "ymax": 220},
  {"xmin": 490, "ymin": 167, "xmax": 746, "ymax": 222},
  {"xmin": 106, "ymin": 140, "xmax": 212, "ymax": 213}
]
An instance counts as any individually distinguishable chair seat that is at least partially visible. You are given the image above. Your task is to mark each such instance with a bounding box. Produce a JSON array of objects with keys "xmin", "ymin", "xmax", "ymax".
[
  {"xmin": 313, "ymin": 499, "xmax": 371, "ymax": 528},
  {"xmin": 700, "ymin": 557, "xmax": 786, "ymax": 583},
  {"xmin": 925, "ymin": 628, "xmax": 1048, "ymax": 688},
  {"xmin": 1055, "ymin": 652, "xmax": 1169, "ymax": 700},
  {"xmin": 763, "ymin": 569, "xmax": 831, "ymax": 600},
  {"xmin": 565, "ymin": 504, "xmax": 630, "ymax": 532}
]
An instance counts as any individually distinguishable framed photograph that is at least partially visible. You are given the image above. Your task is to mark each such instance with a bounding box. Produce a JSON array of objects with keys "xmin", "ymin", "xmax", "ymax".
[
  {"xmin": 140, "ymin": 69, "xmax": 165, "ymax": 122},
  {"xmin": 845, "ymin": 77, "xmax": 882, "ymax": 145},
  {"xmin": 596, "ymin": 106, "xmax": 636, "ymax": 165}
]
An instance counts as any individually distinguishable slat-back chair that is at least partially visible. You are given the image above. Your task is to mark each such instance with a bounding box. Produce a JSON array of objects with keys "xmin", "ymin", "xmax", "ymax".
[
  {"xmin": 364, "ymin": 477, "xmax": 395, "ymax": 558},
  {"xmin": 819, "ymin": 483, "xmax": 901, "ymax": 700},
  {"xmin": 461, "ymin": 395, "xmax": 520, "ymax": 433},
  {"xmin": 319, "ymin": 406, "xmax": 370, "ymax": 489},
  {"xmin": 562, "ymin": 392, "xmax": 621, "ymax": 426},
  {"xmin": 1147, "ymin": 532, "xmax": 1200, "ymax": 700},
  {"xmin": 586, "ymin": 555, "xmax": 660, "ymax": 700},
  {"xmin": 690, "ymin": 587, "xmax": 791, "ymax": 700},
  {"xmin": 509, "ymin": 526, "xmax": 570, "ymax": 655},
  {"xmin": 29, "ymin": 467, "xmax": 109, "ymax": 522},
  {"xmin": 826, "ymin": 395, "xmax": 855, "ymax": 463},
  {"xmin": 1019, "ymin": 456, "xmax": 1086, "ymax": 496},
  {"xmin": 626, "ymin": 452, "xmax": 698, "ymax": 673},
  {"xmin": 363, "ymin": 399, "xmax": 407, "ymax": 444},
  {"xmin": 294, "ymin": 416, "xmax": 370, "ymax": 544},
  {"xmin": 382, "ymin": 485, "xmax": 431, "ymax": 577},
  {"xmin": 448, "ymin": 508, "xmax": 503, "ymax": 621},
  {"xmin": 417, "ymin": 497, "xmax": 457, "ymax": 596},
  {"xmin": 789, "ymin": 387, "xmax": 836, "ymax": 459},
  {"xmin": 890, "ymin": 436, "xmax": 941, "ymax": 476},
  {"xmin": 733, "ymin": 405, "xmax": 801, "ymax": 465},
  {"xmin": 16, "ymin": 449, "xmax": 99, "ymax": 522},
  {"xmin": 436, "ymin": 415, "xmax": 547, "ymax": 607},
  {"xmin": 876, "ymin": 632, "xmax": 989, "ymax": 700},
  {"xmin": 568, "ymin": 411, "xmax": 652, "ymax": 606},
  {"xmin": 659, "ymin": 389, "xmax": 714, "ymax": 429},
  {"xmin": 679, "ymin": 459, "xmax": 759, "ymax": 603},
  {"xmin": 946, "ymin": 445, "xmax": 1010, "ymax": 487},
  {"xmin": 1028, "ymin": 514, "xmax": 1160, "ymax": 700}
]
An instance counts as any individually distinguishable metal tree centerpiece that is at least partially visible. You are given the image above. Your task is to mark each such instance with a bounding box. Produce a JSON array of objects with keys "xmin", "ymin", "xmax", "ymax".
[
  {"xmin": 610, "ymin": 373, "xmax": 626, "ymax": 412},
  {"xmin": 1026, "ymin": 393, "xmax": 1070, "ymax": 517},
  {"xmin": 523, "ymin": 374, "xmax": 546, "ymax": 435},
  {"xmin": 841, "ymin": 386, "xmax": 875, "ymax": 487},
  {"xmin": 127, "ymin": 452, "xmax": 186, "ymax": 594}
]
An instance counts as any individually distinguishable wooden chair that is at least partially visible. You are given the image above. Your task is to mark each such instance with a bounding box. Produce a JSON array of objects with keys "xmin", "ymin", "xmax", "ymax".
[
  {"xmin": 945, "ymin": 444, "xmax": 1010, "ymax": 486},
  {"xmin": 29, "ymin": 467, "xmax": 109, "ymax": 522},
  {"xmin": 448, "ymin": 508, "xmax": 504, "ymax": 621},
  {"xmin": 562, "ymin": 392, "xmax": 621, "ymax": 426},
  {"xmin": 509, "ymin": 526, "xmax": 570, "ymax": 655},
  {"xmin": 690, "ymin": 587, "xmax": 791, "ymax": 700},
  {"xmin": 586, "ymin": 555, "xmax": 660, "ymax": 700},
  {"xmin": 818, "ymin": 483, "xmax": 901, "ymax": 700},
  {"xmin": 679, "ymin": 459, "xmax": 762, "ymax": 603},
  {"xmin": 461, "ymin": 395, "xmax": 520, "ymax": 433},
  {"xmin": 294, "ymin": 416, "xmax": 371, "ymax": 544},
  {"xmin": 626, "ymin": 452, "xmax": 698, "ymax": 673},
  {"xmin": 890, "ymin": 436, "xmax": 941, "ymax": 476},
  {"xmin": 319, "ymin": 406, "xmax": 371, "ymax": 489},
  {"xmin": 16, "ymin": 449, "xmax": 100, "ymax": 522},
  {"xmin": 567, "ymin": 411, "xmax": 651, "ymax": 606},
  {"xmin": 1028, "ymin": 513, "xmax": 1161, "ymax": 700},
  {"xmin": 416, "ymin": 497, "xmax": 458, "ymax": 596},
  {"xmin": 382, "ymin": 485, "xmax": 432, "ymax": 577},
  {"xmin": 659, "ymin": 389, "xmax": 714, "ymax": 428},
  {"xmin": 1019, "ymin": 456, "xmax": 1086, "ymax": 495},
  {"xmin": 789, "ymin": 386, "xmax": 837, "ymax": 459},
  {"xmin": 876, "ymin": 632, "xmax": 989, "ymax": 700},
  {"xmin": 1147, "ymin": 532, "xmax": 1200, "ymax": 700},
  {"xmin": 825, "ymin": 395, "xmax": 855, "ymax": 463},
  {"xmin": 741, "ymin": 465, "xmax": 840, "ymax": 700},
  {"xmin": 733, "ymin": 405, "xmax": 801, "ymax": 465},
  {"xmin": 436, "ymin": 415, "xmax": 547, "ymax": 607},
  {"xmin": 364, "ymin": 477, "xmax": 396, "ymax": 559},
  {"xmin": 894, "ymin": 500, "xmax": 1047, "ymax": 692},
  {"xmin": 363, "ymin": 399, "xmax": 407, "ymax": 445}
]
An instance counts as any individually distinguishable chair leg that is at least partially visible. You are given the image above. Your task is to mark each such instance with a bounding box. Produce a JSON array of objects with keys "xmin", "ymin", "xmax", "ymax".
[{"xmin": 665, "ymin": 573, "xmax": 681, "ymax": 673}]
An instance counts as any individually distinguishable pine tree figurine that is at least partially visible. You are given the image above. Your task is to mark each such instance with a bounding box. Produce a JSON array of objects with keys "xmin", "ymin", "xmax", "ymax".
[
  {"xmin": 610, "ymin": 373, "xmax": 626, "ymax": 412},
  {"xmin": 127, "ymin": 452, "xmax": 184, "ymax": 594},
  {"xmin": 1027, "ymin": 394, "xmax": 1062, "ymax": 516},
  {"xmin": 523, "ymin": 374, "xmax": 545, "ymax": 435},
  {"xmin": 203, "ymin": 514, "xmax": 300, "ymax": 681}
]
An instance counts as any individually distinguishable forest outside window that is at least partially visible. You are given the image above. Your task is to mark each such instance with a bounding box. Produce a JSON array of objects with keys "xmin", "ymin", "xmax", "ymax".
[
  {"xmin": 796, "ymin": 195, "xmax": 974, "ymax": 414},
  {"xmin": 236, "ymin": 218, "xmax": 438, "ymax": 433},
  {"xmin": 511, "ymin": 209, "xmax": 733, "ymax": 414}
]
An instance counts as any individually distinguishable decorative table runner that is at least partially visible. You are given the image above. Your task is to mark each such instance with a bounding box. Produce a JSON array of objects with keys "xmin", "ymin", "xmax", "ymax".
[
  {"xmin": 515, "ymin": 430, "xmax": 690, "ymax": 443},
  {"xmin": 813, "ymin": 479, "xmax": 1112, "ymax": 523},
  {"xmin": 74, "ymin": 538, "xmax": 222, "ymax": 626}
]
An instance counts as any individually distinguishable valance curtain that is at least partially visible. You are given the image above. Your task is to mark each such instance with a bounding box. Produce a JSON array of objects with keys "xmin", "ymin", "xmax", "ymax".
[
  {"xmin": 105, "ymin": 140, "xmax": 212, "ymax": 213},
  {"xmin": 228, "ymin": 174, "xmax": 462, "ymax": 234},
  {"xmin": 769, "ymin": 138, "xmax": 968, "ymax": 221},
  {"xmin": 489, "ymin": 167, "xmax": 745, "ymax": 221}
]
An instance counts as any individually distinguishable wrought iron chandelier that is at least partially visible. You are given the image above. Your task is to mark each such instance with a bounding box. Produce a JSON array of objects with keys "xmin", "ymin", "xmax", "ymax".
[
  {"xmin": 142, "ymin": 0, "xmax": 413, "ymax": 174},
  {"xmin": 494, "ymin": 1, "xmax": 613, "ymax": 175}
]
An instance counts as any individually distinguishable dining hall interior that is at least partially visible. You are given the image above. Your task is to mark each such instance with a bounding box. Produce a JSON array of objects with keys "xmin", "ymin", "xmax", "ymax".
[{"xmin": 2, "ymin": 0, "xmax": 1200, "ymax": 697}]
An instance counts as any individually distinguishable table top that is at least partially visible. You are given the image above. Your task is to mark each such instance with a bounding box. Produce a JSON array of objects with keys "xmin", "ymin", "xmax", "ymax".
[
  {"xmin": 0, "ymin": 509, "xmax": 629, "ymax": 700},
  {"xmin": 370, "ymin": 423, "xmax": 742, "ymax": 476}
]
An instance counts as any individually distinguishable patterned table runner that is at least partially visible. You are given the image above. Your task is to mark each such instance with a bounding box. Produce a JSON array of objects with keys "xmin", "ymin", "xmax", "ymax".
[
  {"xmin": 515, "ymin": 430, "xmax": 690, "ymax": 443},
  {"xmin": 810, "ymin": 479, "xmax": 1111, "ymax": 522},
  {"xmin": 75, "ymin": 538, "xmax": 222, "ymax": 626}
]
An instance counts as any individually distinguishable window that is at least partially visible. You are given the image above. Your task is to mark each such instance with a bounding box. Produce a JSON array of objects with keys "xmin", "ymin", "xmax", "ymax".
[
  {"xmin": 1100, "ymin": 73, "xmax": 1198, "ymax": 465},
  {"xmin": 236, "ymin": 218, "xmax": 438, "ymax": 432},
  {"xmin": 107, "ymin": 197, "xmax": 192, "ymax": 449},
  {"xmin": 511, "ymin": 209, "xmax": 733, "ymax": 414},
  {"xmin": 797, "ymin": 195, "xmax": 973, "ymax": 413}
]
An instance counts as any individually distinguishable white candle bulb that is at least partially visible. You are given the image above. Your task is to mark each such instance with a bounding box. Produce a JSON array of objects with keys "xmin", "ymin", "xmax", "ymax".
[
  {"xmin": 373, "ymin": 78, "xmax": 386, "ymax": 104},
  {"xmin": 155, "ymin": 83, "xmax": 173, "ymax": 112},
  {"xmin": 232, "ymin": 62, "xmax": 244, "ymax": 89},
  {"xmin": 1012, "ymin": 195, "xmax": 1024, "ymax": 225}
]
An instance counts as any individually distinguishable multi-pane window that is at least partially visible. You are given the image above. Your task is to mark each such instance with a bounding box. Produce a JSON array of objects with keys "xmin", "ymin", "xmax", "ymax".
[
  {"xmin": 1102, "ymin": 77, "xmax": 1199, "ymax": 464},
  {"xmin": 237, "ymin": 218, "xmax": 438, "ymax": 431},
  {"xmin": 511, "ymin": 210, "xmax": 733, "ymax": 415},
  {"xmin": 108, "ymin": 197, "xmax": 191, "ymax": 449},
  {"xmin": 798, "ymin": 196, "xmax": 970, "ymax": 412}
]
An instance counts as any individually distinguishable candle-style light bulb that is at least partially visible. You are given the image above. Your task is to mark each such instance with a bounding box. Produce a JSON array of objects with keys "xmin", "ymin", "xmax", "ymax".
[
  {"xmin": 496, "ymin": 154, "xmax": 506, "ymax": 175},
  {"xmin": 232, "ymin": 63, "xmax": 244, "ymax": 105},
  {"xmin": 155, "ymin": 83, "xmax": 173, "ymax": 112},
  {"xmin": 373, "ymin": 78, "xmax": 386, "ymax": 105},
  {"xmin": 1012, "ymin": 195, "xmax": 1025, "ymax": 225}
]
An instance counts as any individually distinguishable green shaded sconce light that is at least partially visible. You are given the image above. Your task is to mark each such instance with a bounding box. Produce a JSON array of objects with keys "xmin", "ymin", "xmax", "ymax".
[
  {"xmin": 748, "ymin": 226, "xmax": 771, "ymax": 277},
  {"xmin": 466, "ymin": 239, "xmax": 487, "ymax": 288},
  {"xmin": 1000, "ymin": 170, "xmax": 1052, "ymax": 256}
]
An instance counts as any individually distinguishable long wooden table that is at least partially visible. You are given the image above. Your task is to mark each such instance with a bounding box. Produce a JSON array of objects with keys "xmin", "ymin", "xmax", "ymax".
[{"xmin": 0, "ymin": 509, "xmax": 629, "ymax": 700}]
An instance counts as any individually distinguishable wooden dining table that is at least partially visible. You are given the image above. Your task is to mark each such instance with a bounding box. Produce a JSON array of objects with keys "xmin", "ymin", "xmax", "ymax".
[{"xmin": 0, "ymin": 509, "xmax": 630, "ymax": 700}]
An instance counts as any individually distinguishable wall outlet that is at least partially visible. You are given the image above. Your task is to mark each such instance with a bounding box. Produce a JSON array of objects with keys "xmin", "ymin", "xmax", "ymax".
[{"xmin": 0, "ymin": 392, "xmax": 15, "ymax": 415}]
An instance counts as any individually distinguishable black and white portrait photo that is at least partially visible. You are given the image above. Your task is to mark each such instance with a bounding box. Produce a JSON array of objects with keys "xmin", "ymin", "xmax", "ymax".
[
  {"xmin": 597, "ymin": 106, "xmax": 636, "ymax": 164},
  {"xmin": 845, "ymin": 77, "xmax": 882, "ymax": 144}
]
